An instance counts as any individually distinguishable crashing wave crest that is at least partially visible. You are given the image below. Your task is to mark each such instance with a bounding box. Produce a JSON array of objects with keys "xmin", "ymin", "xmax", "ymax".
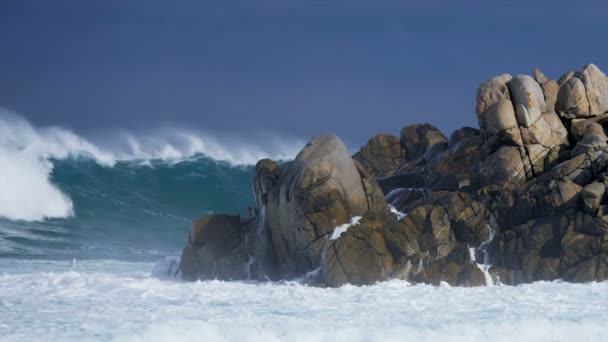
[{"xmin": 0, "ymin": 109, "xmax": 303, "ymax": 222}]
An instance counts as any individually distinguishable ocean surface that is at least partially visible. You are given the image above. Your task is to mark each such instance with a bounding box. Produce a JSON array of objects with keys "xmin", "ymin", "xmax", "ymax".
[{"xmin": 1, "ymin": 112, "xmax": 607, "ymax": 341}]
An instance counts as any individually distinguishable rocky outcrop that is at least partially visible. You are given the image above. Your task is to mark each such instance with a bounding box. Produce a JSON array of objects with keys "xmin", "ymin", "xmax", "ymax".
[
  {"xmin": 264, "ymin": 134, "xmax": 387, "ymax": 278},
  {"xmin": 476, "ymin": 73, "xmax": 569, "ymax": 186},
  {"xmin": 557, "ymin": 64, "xmax": 608, "ymax": 119},
  {"xmin": 353, "ymin": 134, "xmax": 403, "ymax": 176},
  {"xmin": 323, "ymin": 211, "xmax": 394, "ymax": 287},
  {"xmin": 179, "ymin": 215, "xmax": 248, "ymax": 281},
  {"xmin": 179, "ymin": 63, "xmax": 608, "ymax": 287}
]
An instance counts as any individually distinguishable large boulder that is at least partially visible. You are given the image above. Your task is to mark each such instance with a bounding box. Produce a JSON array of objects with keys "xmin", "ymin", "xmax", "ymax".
[
  {"xmin": 382, "ymin": 125, "xmax": 480, "ymax": 192},
  {"xmin": 570, "ymin": 114, "xmax": 608, "ymax": 142},
  {"xmin": 509, "ymin": 75, "xmax": 545, "ymax": 127},
  {"xmin": 579, "ymin": 64, "xmax": 608, "ymax": 115},
  {"xmin": 534, "ymin": 68, "xmax": 559, "ymax": 112},
  {"xmin": 179, "ymin": 215, "xmax": 248, "ymax": 281},
  {"xmin": 383, "ymin": 191, "xmax": 493, "ymax": 286},
  {"xmin": 264, "ymin": 134, "xmax": 387, "ymax": 277},
  {"xmin": 449, "ymin": 127, "xmax": 479, "ymax": 147},
  {"xmin": 322, "ymin": 211, "xmax": 394, "ymax": 287},
  {"xmin": 476, "ymin": 74, "xmax": 512, "ymax": 118},
  {"xmin": 400, "ymin": 124, "xmax": 448, "ymax": 162},
  {"xmin": 476, "ymin": 71, "xmax": 570, "ymax": 186},
  {"xmin": 485, "ymin": 146, "xmax": 608, "ymax": 283},
  {"xmin": 353, "ymin": 133, "xmax": 404, "ymax": 176},
  {"xmin": 557, "ymin": 64, "xmax": 608, "ymax": 119}
]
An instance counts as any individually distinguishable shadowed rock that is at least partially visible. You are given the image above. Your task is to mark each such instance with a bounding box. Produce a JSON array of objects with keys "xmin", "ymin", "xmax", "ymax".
[
  {"xmin": 264, "ymin": 134, "xmax": 387, "ymax": 277},
  {"xmin": 179, "ymin": 63, "xmax": 608, "ymax": 287},
  {"xmin": 353, "ymin": 134, "xmax": 404, "ymax": 176}
]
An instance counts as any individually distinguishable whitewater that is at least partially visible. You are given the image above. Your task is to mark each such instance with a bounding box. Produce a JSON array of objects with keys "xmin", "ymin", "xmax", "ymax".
[
  {"xmin": 2, "ymin": 259, "xmax": 607, "ymax": 342},
  {"xmin": 1, "ymin": 109, "xmax": 607, "ymax": 341}
]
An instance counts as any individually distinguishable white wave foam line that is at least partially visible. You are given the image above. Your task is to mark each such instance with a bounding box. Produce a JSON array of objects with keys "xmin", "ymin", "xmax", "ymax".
[
  {"xmin": 1, "ymin": 259, "xmax": 608, "ymax": 342},
  {"xmin": 389, "ymin": 205, "xmax": 407, "ymax": 220},
  {"xmin": 0, "ymin": 109, "xmax": 304, "ymax": 221},
  {"xmin": 330, "ymin": 216, "xmax": 362, "ymax": 240}
]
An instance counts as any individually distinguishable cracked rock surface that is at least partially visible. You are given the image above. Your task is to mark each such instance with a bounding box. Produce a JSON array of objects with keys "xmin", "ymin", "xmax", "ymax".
[{"xmin": 180, "ymin": 63, "xmax": 608, "ymax": 287}]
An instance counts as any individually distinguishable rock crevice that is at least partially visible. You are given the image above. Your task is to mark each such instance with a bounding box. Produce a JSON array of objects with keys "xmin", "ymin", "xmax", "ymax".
[{"xmin": 179, "ymin": 63, "xmax": 608, "ymax": 287}]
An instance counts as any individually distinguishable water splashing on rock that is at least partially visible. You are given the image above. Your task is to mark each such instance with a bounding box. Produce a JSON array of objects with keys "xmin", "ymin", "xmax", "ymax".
[{"xmin": 469, "ymin": 217, "xmax": 497, "ymax": 286}]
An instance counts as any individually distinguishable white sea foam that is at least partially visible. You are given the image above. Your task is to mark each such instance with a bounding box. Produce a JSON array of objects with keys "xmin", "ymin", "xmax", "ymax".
[
  {"xmin": 0, "ymin": 258, "xmax": 607, "ymax": 342},
  {"xmin": 0, "ymin": 109, "xmax": 304, "ymax": 221},
  {"xmin": 388, "ymin": 205, "xmax": 407, "ymax": 220},
  {"xmin": 330, "ymin": 216, "xmax": 362, "ymax": 240}
]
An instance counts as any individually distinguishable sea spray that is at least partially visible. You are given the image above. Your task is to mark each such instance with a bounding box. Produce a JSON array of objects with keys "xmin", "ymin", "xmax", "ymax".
[
  {"xmin": 388, "ymin": 205, "xmax": 407, "ymax": 220},
  {"xmin": 468, "ymin": 217, "xmax": 497, "ymax": 286},
  {"xmin": 0, "ymin": 109, "xmax": 302, "ymax": 222},
  {"xmin": 245, "ymin": 206, "xmax": 268, "ymax": 280},
  {"xmin": 330, "ymin": 216, "xmax": 362, "ymax": 240}
]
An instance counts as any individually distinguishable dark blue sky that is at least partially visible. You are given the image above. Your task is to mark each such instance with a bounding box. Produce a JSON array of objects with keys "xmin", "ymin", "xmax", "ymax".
[{"xmin": 1, "ymin": 0, "xmax": 607, "ymax": 146}]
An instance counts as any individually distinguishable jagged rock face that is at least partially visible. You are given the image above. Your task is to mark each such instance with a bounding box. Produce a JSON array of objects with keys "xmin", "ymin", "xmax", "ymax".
[
  {"xmin": 179, "ymin": 63, "xmax": 608, "ymax": 288},
  {"xmin": 557, "ymin": 64, "xmax": 608, "ymax": 119},
  {"xmin": 179, "ymin": 215, "xmax": 248, "ymax": 281},
  {"xmin": 449, "ymin": 127, "xmax": 479, "ymax": 147},
  {"xmin": 253, "ymin": 159, "xmax": 282, "ymax": 210},
  {"xmin": 476, "ymin": 73, "xmax": 570, "ymax": 186},
  {"xmin": 399, "ymin": 124, "xmax": 448, "ymax": 162},
  {"xmin": 323, "ymin": 211, "xmax": 394, "ymax": 287},
  {"xmin": 383, "ymin": 192, "xmax": 492, "ymax": 286},
  {"xmin": 485, "ymin": 148, "xmax": 608, "ymax": 283},
  {"xmin": 353, "ymin": 134, "xmax": 404, "ymax": 176},
  {"xmin": 381, "ymin": 126, "xmax": 481, "ymax": 192},
  {"xmin": 570, "ymin": 113, "xmax": 608, "ymax": 142},
  {"xmin": 265, "ymin": 134, "xmax": 387, "ymax": 277},
  {"xmin": 509, "ymin": 75, "xmax": 546, "ymax": 127},
  {"xmin": 534, "ymin": 68, "xmax": 559, "ymax": 112}
]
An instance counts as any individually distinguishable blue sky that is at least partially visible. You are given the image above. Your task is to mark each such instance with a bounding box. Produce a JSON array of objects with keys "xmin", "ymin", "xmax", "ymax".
[{"xmin": 1, "ymin": 0, "xmax": 607, "ymax": 146}]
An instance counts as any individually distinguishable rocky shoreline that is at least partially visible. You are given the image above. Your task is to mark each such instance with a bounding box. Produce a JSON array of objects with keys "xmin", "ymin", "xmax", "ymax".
[{"xmin": 179, "ymin": 63, "xmax": 608, "ymax": 287}]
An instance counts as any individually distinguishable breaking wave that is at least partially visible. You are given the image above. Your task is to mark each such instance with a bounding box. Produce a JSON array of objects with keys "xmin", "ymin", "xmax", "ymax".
[{"xmin": 0, "ymin": 109, "xmax": 303, "ymax": 222}]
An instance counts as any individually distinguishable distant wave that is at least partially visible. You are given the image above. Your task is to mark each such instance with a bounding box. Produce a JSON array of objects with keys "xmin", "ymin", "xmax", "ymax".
[{"xmin": 0, "ymin": 109, "xmax": 304, "ymax": 222}]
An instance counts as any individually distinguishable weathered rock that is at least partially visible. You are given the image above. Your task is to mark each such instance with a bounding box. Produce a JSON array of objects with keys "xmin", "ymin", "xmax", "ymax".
[
  {"xmin": 571, "ymin": 132, "xmax": 608, "ymax": 157},
  {"xmin": 400, "ymin": 124, "xmax": 448, "ymax": 162},
  {"xmin": 476, "ymin": 72, "xmax": 570, "ymax": 186},
  {"xmin": 179, "ymin": 215, "xmax": 247, "ymax": 281},
  {"xmin": 265, "ymin": 134, "xmax": 387, "ymax": 277},
  {"xmin": 570, "ymin": 113, "xmax": 608, "ymax": 142},
  {"xmin": 383, "ymin": 191, "xmax": 493, "ymax": 286},
  {"xmin": 424, "ymin": 136, "xmax": 482, "ymax": 190},
  {"xmin": 476, "ymin": 74, "xmax": 512, "ymax": 117},
  {"xmin": 508, "ymin": 75, "xmax": 545, "ymax": 127},
  {"xmin": 579, "ymin": 64, "xmax": 608, "ymax": 115},
  {"xmin": 179, "ymin": 63, "xmax": 608, "ymax": 288},
  {"xmin": 584, "ymin": 122, "xmax": 608, "ymax": 139},
  {"xmin": 534, "ymin": 68, "xmax": 548, "ymax": 84},
  {"xmin": 323, "ymin": 211, "xmax": 394, "ymax": 287},
  {"xmin": 482, "ymin": 99, "xmax": 522, "ymax": 149},
  {"xmin": 558, "ymin": 71, "xmax": 574, "ymax": 86},
  {"xmin": 449, "ymin": 127, "xmax": 479, "ymax": 147},
  {"xmin": 353, "ymin": 134, "xmax": 404, "ymax": 176},
  {"xmin": 542, "ymin": 80, "xmax": 559, "ymax": 112},
  {"xmin": 581, "ymin": 182, "xmax": 606, "ymax": 214},
  {"xmin": 557, "ymin": 64, "xmax": 608, "ymax": 119},
  {"xmin": 557, "ymin": 76, "xmax": 590, "ymax": 119},
  {"xmin": 253, "ymin": 159, "xmax": 281, "ymax": 209},
  {"xmin": 479, "ymin": 146, "xmax": 528, "ymax": 186},
  {"xmin": 534, "ymin": 68, "xmax": 559, "ymax": 112}
]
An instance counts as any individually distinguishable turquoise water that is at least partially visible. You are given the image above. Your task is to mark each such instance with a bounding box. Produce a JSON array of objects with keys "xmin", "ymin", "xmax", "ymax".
[{"xmin": 0, "ymin": 156, "xmax": 254, "ymax": 260}]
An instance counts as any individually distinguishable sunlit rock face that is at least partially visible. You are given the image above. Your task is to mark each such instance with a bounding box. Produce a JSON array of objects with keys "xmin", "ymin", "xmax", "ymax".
[{"xmin": 180, "ymin": 64, "xmax": 608, "ymax": 287}]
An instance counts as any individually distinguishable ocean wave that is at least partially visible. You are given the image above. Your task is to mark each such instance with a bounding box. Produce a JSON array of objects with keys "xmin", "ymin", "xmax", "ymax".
[{"xmin": 0, "ymin": 109, "xmax": 303, "ymax": 222}]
